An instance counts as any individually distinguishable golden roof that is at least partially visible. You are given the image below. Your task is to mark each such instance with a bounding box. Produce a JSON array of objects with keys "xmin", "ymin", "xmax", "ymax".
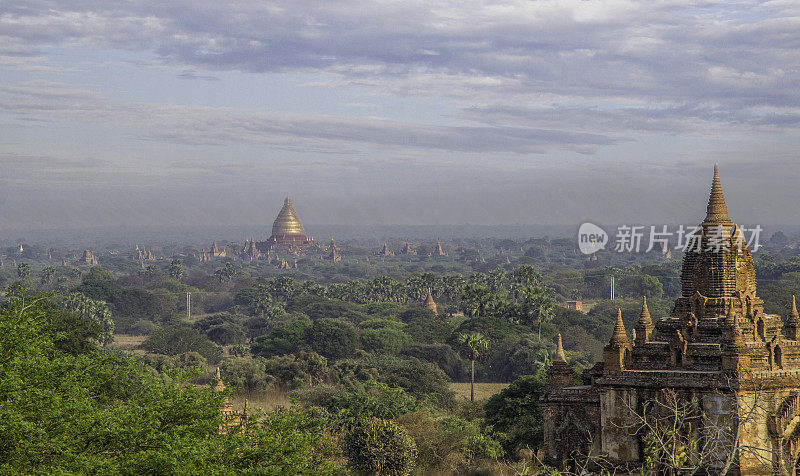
[{"xmin": 271, "ymin": 197, "xmax": 306, "ymax": 237}]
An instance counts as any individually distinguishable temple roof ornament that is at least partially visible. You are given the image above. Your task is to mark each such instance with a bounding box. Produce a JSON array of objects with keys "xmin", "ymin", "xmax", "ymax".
[
  {"xmin": 423, "ymin": 288, "xmax": 437, "ymax": 314},
  {"xmin": 272, "ymin": 196, "xmax": 306, "ymax": 237},
  {"xmin": 789, "ymin": 295, "xmax": 799, "ymax": 324},
  {"xmin": 609, "ymin": 309, "xmax": 629, "ymax": 345},
  {"xmin": 555, "ymin": 334, "xmax": 567, "ymax": 362},
  {"xmin": 634, "ymin": 296, "xmax": 653, "ymax": 345},
  {"xmin": 703, "ymin": 163, "xmax": 733, "ymax": 226}
]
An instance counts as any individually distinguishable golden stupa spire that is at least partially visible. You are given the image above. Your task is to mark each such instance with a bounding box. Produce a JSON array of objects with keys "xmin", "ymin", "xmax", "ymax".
[
  {"xmin": 609, "ymin": 309, "xmax": 629, "ymax": 345},
  {"xmin": 555, "ymin": 334, "xmax": 567, "ymax": 362},
  {"xmin": 271, "ymin": 196, "xmax": 306, "ymax": 237},
  {"xmin": 704, "ymin": 164, "xmax": 732, "ymax": 225}
]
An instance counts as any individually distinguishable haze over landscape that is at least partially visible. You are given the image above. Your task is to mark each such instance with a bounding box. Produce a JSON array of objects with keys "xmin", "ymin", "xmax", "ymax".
[{"xmin": 2, "ymin": 1, "xmax": 800, "ymax": 233}]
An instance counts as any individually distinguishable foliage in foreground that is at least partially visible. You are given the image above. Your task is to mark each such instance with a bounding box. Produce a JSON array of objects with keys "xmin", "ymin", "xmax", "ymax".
[{"xmin": 0, "ymin": 287, "xmax": 342, "ymax": 474}]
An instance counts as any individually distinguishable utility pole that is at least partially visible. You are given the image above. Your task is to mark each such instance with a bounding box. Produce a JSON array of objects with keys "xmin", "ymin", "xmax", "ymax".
[
  {"xmin": 186, "ymin": 292, "xmax": 191, "ymax": 319},
  {"xmin": 610, "ymin": 276, "xmax": 615, "ymax": 301}
]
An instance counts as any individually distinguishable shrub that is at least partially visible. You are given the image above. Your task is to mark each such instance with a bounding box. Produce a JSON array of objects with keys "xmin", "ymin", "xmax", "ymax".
[
  {"xmin": 294, "ymin": 380, "xmax": 418, "ymax": 427},
  {"xmin": 401, "ymin": 342, "xmax": 467, "ymax": 380},
  {"xmin": 263, "ymin": 351, "xmax": 329, "ymax": 387},
  {"xmin": 141, "ymin": 325, "xmax": 223, "ymax": 364},
  {"xmin": 128, "ymin": 319, "xmax": 158, "ymax": 336},
  {"xmin": 343, "ymin": 417, "xmax": 418, "ymax": 476},
  {"xmin": 484, "ymin": 373, "xmax": 547, "ymax": 452},
  {"xmin": 367, "ymin": 355, "xmax": 456, "ymax": 409},
  {"xmin": 220, "ymin": 357, "xmax": 273, "ymax": 392},
  {"xmin": 361, "ymin": 327, "xmax": 410, "ymax": 354},
  {"xmin": 206, "ymin": 322, "xmax": 247, "ymax": 345},
  {"xmin": 307, "ymin": 318, "xmax": 359, "ymax": 360},
  {"xmin": 251, "ymin": 317, "xmax": 312, "ymax": 357}
]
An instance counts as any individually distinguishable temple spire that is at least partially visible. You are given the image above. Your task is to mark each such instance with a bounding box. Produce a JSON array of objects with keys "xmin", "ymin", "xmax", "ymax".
[
  {"xmin": 609, "ymin": 309, "xmax": 629, "ymax": 345},
  {"xmin": 634, "ymin": 296, "xmax": 653, "ymax": 345},
  {"xmin": 704, "ymin": 164, "xmax": 732, "ymax": 225},
  {"xmin": 555, "ymin": 334, "xmax": 567, "ymax": 362}
]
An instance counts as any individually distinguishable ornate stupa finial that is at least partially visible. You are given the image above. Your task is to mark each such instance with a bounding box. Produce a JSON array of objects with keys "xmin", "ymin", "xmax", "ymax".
[
  {"xmin": 423, "ymin": 288, "xmax": 437, "ymax": 314},
  {"xmin": 214, "ymin": 367, "xmax": 225, "ymax": 392},
  {"xmin": 704, "ymin": 163, "xmax": 732, "ymax": 225},
  {"xmin": 790, "ymin": 295, "xmax": 799, "ymax": 323},
  {"xmin": 555, "ymin": 334, "xmax": 567, "ymax": 362},
  {"xmin": 634, "ymin": 296, "xmax": 653, "ymax": 345},
  {"xmin": 609, "ymin": 309, "xmax": 629, "ymax": 345}
]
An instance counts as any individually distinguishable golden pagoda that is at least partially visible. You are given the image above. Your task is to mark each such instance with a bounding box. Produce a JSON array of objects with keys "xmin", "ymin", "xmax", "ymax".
[
  {"xmin": 272, "ymin": 197, "xmax": 306, "ymax": 237},
  {"xmin": 257, "ymin": 197, "xmax": 314, "ymax": 252}
]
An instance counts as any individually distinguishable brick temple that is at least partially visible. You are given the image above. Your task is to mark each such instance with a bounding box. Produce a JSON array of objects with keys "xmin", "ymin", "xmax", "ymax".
[{"xmin": 543, "ymin": 165, "xmax": 800, "ymax": 474}]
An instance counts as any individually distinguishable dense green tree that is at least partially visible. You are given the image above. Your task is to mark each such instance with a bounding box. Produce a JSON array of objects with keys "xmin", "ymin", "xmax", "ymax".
[
  {"xmin": 0, "ymin": 287, "xmax": 343, "ymax": 474},
  {"xmin": 484, "ymin": 373, "xmax": 548, "ymax": 452},
  {"xmin": 39, "ymin": 265, "xmax": 56, "ymax": 285},
  {"xmin": 460, "ymin": 284, "xmax": 493, "ymax": 318},
  {"xmin": 251, "ymin": 317, "xmax": 312, "ymax": 357},
  {"xmin": 343, "ymin": 417, "xmax": 418, "ymax": 476},
  {"xmin": 16, "ymin": 262, "xmax": 29, "ymax": 280},
  {"xmin": 307, "ymin": 318, "xmax": 359, "ymax": 360},
  {"xmin": 169, "ymin": 259, "xmax": 183, "ymax": 281},
  {"xmin": 63, "ymin": 292, "xmax": 115, "ymax": 346},
  {"xmin": 141, "ymin": 325, "xmax": 223, "ymax": 363}
]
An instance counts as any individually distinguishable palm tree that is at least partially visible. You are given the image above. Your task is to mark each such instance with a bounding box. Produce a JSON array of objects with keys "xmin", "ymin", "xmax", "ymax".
[
  {"xmin": 460, "ymin": 284, "xmax": 492, "ymax": 318},
  {"xmin": 169, "ymin": 259, "xmax": 183, "ymax": 281},
  {"xmin": 521, "ymin": 286, "xmax": 555, "ymax": 340},
  {"xmin": 458, "ymin": 332, "xmax": 489, "ymax": 402},
  {"xmin": 40, "ymin": 266, "xmax": 56, "ymax": 285}
]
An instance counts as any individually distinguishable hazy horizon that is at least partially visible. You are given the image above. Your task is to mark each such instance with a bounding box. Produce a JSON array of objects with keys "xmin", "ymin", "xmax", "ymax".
[{"xmin": 2, "ymin": 1, "xmax": 800, "ymax": 230}]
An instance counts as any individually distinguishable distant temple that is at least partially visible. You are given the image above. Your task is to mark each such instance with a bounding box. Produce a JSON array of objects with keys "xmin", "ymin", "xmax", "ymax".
[
  {"xmin": 256, "ymin": 197, "xmax": 315, "ymax": 253},
  {"xmin": 543, "ymin": 166, "xmax": 800, "ymax": 474},
  {"xmin": 401, "ymin": 242, "xmax": 416, "ymax": 255},
  {"xmin": 434, "ymin": 239, "xmax": 447, "ymax": 256},
  {"xmin": 423, "ymin": 289, "xmax": 438, "ymax": 314},
  {"xmin": 377, "ymin": 242, "xmax": 394, "ymax": 257},
  {"xmin": 326, "ymin": 238, "xmax": 341, "ymax": 263},
  {"xmin": 78, "ymin": 250, "xmax": 98, "ymax": 266}
]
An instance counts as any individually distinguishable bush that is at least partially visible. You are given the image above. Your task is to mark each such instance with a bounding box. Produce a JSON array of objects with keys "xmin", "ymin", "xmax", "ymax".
[
  {"xmin": 401, "ymin": 343, "xmax": 467, "ymax": 380},
  {"xmin": 251, "ymin": 317, "xmax": 312, "ymax": 357},
  {"xmin": 220, "ymin": 357, "xmax": 273, "ymax": 392},
  {"xmin": 206, "ymin": 322, "xmax": 247, "ymax": 345},
  {"xmin": 367, "ymin": 355, "xmax": 456, "ymax": 409},
  {"xmin": 308, "ymin": 318, "xmax": 359, "ymax": 360},
  {"xmin": 361, "ymin": 327, "xmax": 410, "ymax": 354},
  {"xmin": 128, "ymin": 319, "xmax": 158, "ymax": 336},
  {"xmin": 294, "ymin": 380, "xmax": 418, "ymax": 426},
  {"xmin": 484, "ymin": 373, "xmax": 547, "ymax": 452},
  {"xmin": 263, "ymin": 351, "xmax": 329, "ymax": 387},
  {"xmin": 141, "ymin": 325, "xmax": 223, "ymax": 364},
  {"xmin": 343, "ymin": 417, "xmax": 418, "ymax": 476}
]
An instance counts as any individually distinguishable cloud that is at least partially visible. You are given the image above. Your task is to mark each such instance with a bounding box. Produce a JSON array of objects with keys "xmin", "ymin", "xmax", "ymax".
[
  {"xmin": 177, "ymin": 70, "xmax": 219, "ymax": 81},
  {"xmin": 0, "ymin": 81, "xmax": 615, "ymax": 153},
  {"xmin": 1, "ymin": 1, "xmax": 798, "ymax": 133}
]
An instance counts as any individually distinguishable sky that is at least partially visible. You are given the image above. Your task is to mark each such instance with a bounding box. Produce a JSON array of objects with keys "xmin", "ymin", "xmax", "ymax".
[{"xmin": 1, "ymin": 0, "xmax": 800, "ymax": 231}]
